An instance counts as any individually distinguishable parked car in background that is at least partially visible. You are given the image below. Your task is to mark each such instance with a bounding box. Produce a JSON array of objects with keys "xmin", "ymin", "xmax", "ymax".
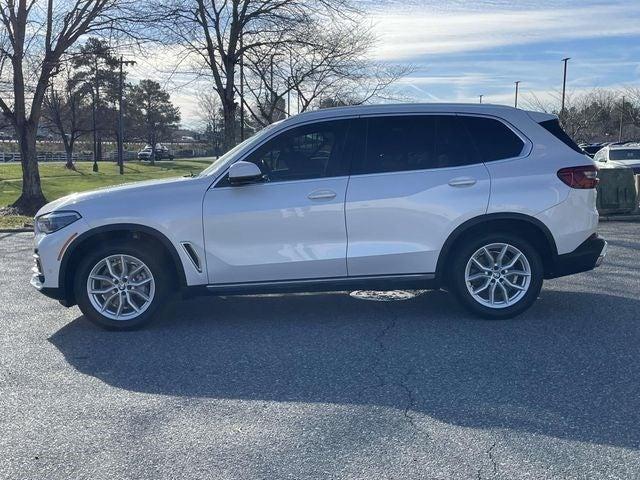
[
  {"xmin": 579, "ymin": 142, "xmax": 607, "ymax": 158},
  {"xmin": 137, "ymin": 144, "xmax": 174, "ymax": 161},
  {"xmin": 31, "ymin": 104, "xmax": 606, "ymax": 330},
  {"xmin": 594, "ymin": 143, "xmax": 640, "ymax": 174}
]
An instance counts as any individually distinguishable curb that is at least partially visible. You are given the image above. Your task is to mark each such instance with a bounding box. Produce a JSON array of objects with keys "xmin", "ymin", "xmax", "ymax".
[
  {"xmin": 600, "ymin": 214, "xmax": 640, "ymax": 222},
  {"xmin": 0, "ymin": 228, "xmax": 33, "ymax": 233}
]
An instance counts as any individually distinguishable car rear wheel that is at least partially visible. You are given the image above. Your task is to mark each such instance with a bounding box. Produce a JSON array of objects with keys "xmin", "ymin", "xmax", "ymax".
[
  {"xmin": 449, "ymin": 233, "xmax": 543, "ymax": 319},
  {"xmin": 74, "ymin": 242, "xmax": 169, "ymax": 330}
]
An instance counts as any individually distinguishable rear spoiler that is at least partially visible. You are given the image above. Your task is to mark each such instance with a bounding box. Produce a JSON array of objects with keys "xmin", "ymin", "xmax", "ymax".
[{"xmin": 525, "ymin": 110, "xmax": 558, "ymax": 124}]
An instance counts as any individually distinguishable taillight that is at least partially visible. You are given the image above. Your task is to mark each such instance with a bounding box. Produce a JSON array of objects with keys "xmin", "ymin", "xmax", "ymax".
[{"xmin": 557, "ymin": 165, "xmax": 599, "ymax": 189}]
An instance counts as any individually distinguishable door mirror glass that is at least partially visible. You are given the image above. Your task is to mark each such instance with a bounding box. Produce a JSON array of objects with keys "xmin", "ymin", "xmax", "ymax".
[{"xmin": 228, "ymin": 161, "xmax": 264, "ymax": 185}]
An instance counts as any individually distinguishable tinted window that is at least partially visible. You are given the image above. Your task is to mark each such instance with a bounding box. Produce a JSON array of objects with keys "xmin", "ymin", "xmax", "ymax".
[
  {"xmin": 609, "ymin": 149, "xmax": 640, "ymax": 161},
  {"xmin": 242, "ymin": 120, "xmax": 350, "ymax": 182},
  {"xmin": 354, "ymin": 115, "xmax": 480, "ymax": 175},
  {"xmin": 538, "ymin": 119, "xmax": 583, "ymax": 154},
  {"xmin": 460, "ymin": 116, "xmax": 525, "ymax": 161}
]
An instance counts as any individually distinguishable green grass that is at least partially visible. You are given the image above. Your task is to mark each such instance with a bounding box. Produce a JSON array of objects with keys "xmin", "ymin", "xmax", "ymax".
[
  {"xmin": 0, "ymin": 159, "xmax": 213, "ymax": 208},
  {"xmin": 0, "ymin": 214, "xmax": 32, "ymax": 230}
]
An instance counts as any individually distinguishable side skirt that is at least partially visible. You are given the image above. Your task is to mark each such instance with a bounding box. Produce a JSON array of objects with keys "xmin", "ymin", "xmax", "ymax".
[{"xmin": 184, "ymin": 273, "xmax": 439, "ymax": 297}]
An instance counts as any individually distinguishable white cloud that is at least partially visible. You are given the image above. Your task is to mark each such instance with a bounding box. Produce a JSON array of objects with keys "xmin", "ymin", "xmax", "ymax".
[{"xmin": 370, "ymin": 2, "xmax": 640, "ymax": 60}]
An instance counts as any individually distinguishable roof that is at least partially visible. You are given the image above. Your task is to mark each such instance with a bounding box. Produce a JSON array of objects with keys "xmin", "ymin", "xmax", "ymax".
[
  {"xmin": 609, "ymin": 142, "xmax": 640, "ymax": 149},
  {"xmin": 277, "ymin": 103, "xmax": 557, "ymax": 126}
]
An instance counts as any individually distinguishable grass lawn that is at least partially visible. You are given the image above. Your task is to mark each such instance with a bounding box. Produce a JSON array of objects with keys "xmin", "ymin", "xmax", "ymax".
[
  {"xmin": 0, "ymin": 159, "xmax": 213, "ymax": 209},
  {"xmin": 0, "ymin": 214, "xmax": 32, "ymax": 230}
]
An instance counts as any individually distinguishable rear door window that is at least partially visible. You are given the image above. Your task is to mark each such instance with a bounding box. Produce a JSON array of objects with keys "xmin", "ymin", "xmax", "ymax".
[
  {"xmin": 459, "ymin": 116, "xmax": 525, "ymax": 162},
  {"xmin": 353, "ymin": 115, "xmax": 481, "ymax": 175}
]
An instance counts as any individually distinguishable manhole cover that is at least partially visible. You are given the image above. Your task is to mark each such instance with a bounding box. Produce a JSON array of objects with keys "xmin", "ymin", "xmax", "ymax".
[{"xmin": 349, "ymin": 290, "xmax": 420, "ymax": 302}]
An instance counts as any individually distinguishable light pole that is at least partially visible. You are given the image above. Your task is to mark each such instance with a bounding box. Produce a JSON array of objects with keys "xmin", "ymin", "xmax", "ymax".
[
  {"xmin": 514, "ymin": 81, "xmax": 521, "ymax": 108},
  {"xmin": 561, "ymin": 57, "xmax": 570, "ymax": 119},
  {"xmin": 117, "ymin": 56, "xmax": 136, "ymax": 175},
  {"xmin": 239, "ymin": 32, "xmax": 244, "ymax": 142},
  {"xmin": 92, "ymin": 55, "xmax": 99, "ymax": 172},
  {"xmin": 619, "ymin": 95, "xmax": 625, "ymax": 142},
  {"xmin": 287, "ymin": 77, "xmax": 291, "ymax": 116}
]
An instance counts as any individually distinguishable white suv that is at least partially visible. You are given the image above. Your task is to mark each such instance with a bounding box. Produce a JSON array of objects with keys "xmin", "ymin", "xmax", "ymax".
[{"xmin": 31, "ymin": 104, "xmax": 607, "ymax": 329}]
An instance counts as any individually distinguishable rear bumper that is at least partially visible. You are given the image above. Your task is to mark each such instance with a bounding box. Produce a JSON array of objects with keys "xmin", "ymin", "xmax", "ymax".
[{"xmin": 546, "ymin": 234, "xmax": 607, "ymax": 279}]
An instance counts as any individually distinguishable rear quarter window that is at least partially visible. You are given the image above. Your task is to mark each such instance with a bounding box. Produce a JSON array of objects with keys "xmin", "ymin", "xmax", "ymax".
[
  {"xmin": 459, "ymin": 115, "xmax": 526, "ymax": 162},
  {"xmin": 538, "ymin": 119, "xmax": 584, "ymax": 154}
]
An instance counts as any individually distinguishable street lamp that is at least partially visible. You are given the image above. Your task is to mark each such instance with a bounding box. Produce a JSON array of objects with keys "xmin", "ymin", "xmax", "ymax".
[
  {"xmin": 514, "ymin": 81, "xmax": 521, "ymax": 108},
  {"xmin": 118, "ymin": 56, "xmax": 136, "ymax": 175},
  {"xmin": 619, "ymin": 95, "xmax": 625, "ymax": 142},
  {"xmin": 92, "ymin": 54, "xmax": 100, "ymax": 172},
  {"xmin": 239, "ymin": 32, "xmax": 245, "ymax": 142},
  {"xmin": 561, "ymin": 57, "xmax": 570, "ymax": 119}
]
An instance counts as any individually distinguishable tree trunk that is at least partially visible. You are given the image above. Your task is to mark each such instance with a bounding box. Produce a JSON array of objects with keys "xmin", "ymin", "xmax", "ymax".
[
  {"xmin": 150, "ymin": 140, "xmax": 156, "ymax": 166},
  {"xmin": 11, "ymin": 125, "xmax": 47, "ymax": 215},
  {"xmin": 64, "ymin": 147, "xmax": 75, "ymax": 170},
  {"xmin": 63, "ymin": 136, "xmax": 75, "ymax": 170},
  {"xmin": 222, "ymin": 101, "xmax": 237, "ymax": 152}
]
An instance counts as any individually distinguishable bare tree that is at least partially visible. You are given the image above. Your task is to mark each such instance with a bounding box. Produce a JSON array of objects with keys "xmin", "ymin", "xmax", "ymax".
[
  {"xmin": 523, "ymin": 89, "xmax": 623, "ymax": 143},
  {"xmin": 162, "ymin": 0, "xmax": 358, "ymax": 151},
  {"xmin": 196, "ymin": 90, "xmax": 225, "ymax": 152},
  {"xmin": 0, "ymin": 0, "xmax": 140, "ymax": 214},
  {"xmin": 42, "ymin": 65, "xmax": 89, "ymax": 169},
  {"xmin": 242, "ymin": 23, "xmax": 411, "ymax": 127}
]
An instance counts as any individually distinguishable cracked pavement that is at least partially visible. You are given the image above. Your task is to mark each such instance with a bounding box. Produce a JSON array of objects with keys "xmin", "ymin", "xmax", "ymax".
[{"xmin": 1, "ymin": 221, "xmax": 640, "ymax": 479}]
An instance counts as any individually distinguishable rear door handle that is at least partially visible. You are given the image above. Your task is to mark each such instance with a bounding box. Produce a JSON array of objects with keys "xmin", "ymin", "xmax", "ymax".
[
  {"xmin": 307, "ymin": 189, "xmax": 337, "ymax": 200},
  {"xmin": 448, "ymin": 177, "xmax": 477, "ymax": 187}
]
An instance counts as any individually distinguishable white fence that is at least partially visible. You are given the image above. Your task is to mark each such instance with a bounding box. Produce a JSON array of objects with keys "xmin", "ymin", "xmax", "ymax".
[{"xmin": 0, "ymin": 149, "xmax": 208, "ymax": 163}]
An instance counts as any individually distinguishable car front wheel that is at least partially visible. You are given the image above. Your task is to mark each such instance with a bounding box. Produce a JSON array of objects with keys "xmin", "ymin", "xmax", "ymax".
[
  {"xmin": 450, "ymin": 233, "xmax": 543, "ymax": 319},
  {"xmin": 74, "ymin": 242, "xmax": 169, "ymax": 330}
]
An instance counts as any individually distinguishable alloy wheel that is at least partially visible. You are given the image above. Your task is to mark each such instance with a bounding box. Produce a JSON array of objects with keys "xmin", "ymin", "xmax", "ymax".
[
  {"xmin": 464, "ymin": 243, "xmax": 531, "ymax": 309},
  {"xmin": 86, "ymin": 254, "xmax": 156, "ymax": 320}
]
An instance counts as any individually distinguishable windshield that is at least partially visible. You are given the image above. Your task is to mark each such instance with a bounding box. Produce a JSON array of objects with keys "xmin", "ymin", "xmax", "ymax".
[
  {"xmin": 609, "ymin": 149, "xmax": 640, "ymax": 161},
  {"xmin": 199, "ymin": 122, "xmax": 281, "ymax": 177}
]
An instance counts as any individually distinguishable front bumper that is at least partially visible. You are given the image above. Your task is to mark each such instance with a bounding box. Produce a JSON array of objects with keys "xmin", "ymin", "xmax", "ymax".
[
  {"xmin": 30, "ymin": 274, "xmax": 70, "ymax": 305},
  {"xmin": 30, "ymin": 251, "xmax": 74, "ymax": 307},
  {"xmin": 546, "ymin": 234, "xmax": 607, "ymax": 279}
]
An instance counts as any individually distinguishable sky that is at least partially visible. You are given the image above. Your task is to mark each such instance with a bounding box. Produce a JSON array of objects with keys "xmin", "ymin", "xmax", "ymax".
[
  {"xmin": 367, "ymin": 0, "xmax": 640, "ymax": 107},
  {"xmin": 141, "ymin": 0, "xmax": 640, "ymax": 127}
]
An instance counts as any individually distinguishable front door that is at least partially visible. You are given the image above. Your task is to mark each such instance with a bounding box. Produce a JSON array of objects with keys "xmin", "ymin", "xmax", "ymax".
[{"xmin": 203, "ymin": 119, "xmax": 353, "ymax": 284}]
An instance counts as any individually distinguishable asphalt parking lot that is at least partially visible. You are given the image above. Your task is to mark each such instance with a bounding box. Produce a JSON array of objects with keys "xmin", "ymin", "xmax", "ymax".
[{"xmin": 1, "ymin": 221, "xmax": 639, "ymax": 479}]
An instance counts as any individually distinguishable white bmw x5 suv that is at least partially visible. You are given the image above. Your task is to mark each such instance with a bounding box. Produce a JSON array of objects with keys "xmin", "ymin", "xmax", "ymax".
[{"xmin": 31, "ymin": 104, "xmax": 607, "ymax": 329}]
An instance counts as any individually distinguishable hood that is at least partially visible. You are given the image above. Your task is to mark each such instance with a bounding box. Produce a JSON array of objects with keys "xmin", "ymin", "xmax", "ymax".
[{"xmin": 36, "ymin": 176, "xmax": 196, "ymax": 217}]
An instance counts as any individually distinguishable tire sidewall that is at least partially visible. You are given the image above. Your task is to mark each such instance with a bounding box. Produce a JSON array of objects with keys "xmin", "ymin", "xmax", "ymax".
[
  {"xmin": 74, "ymin": 242, "xmax": 169, "ymax": 330},
  {"xmin": 450, "ymin": 233, "xmax": 544, "ymax": 319}
]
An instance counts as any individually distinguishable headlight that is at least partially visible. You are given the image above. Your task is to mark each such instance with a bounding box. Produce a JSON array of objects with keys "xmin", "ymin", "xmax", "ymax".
[{"xmin": 35, "ymin": 211, "xmax": 81, "ymax": 234}]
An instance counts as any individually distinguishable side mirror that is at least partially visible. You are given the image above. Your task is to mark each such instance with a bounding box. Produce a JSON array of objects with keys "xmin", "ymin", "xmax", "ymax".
[{"xmin": 228, "ymin": 161, "xmax": 264, "ymax": 185}]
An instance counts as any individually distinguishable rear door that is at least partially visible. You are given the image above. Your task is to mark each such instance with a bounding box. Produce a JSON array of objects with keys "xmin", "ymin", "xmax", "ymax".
[{"xmin": 345, "ymin": 114, "xmax": 491, "ymax": 276}]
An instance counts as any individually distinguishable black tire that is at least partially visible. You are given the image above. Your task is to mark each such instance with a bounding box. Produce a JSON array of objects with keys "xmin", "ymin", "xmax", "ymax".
[
  {"xmin": 449, "ymin": 232, "xmax": 544, "ymax": 319},
  {"xmin": 73, "ymin": 241, "xmax": 170, "ymax": 330}
]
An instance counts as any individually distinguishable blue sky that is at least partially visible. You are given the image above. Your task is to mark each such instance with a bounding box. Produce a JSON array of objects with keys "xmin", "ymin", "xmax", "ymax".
[
  {"xmin": 155, "ymin": 0, "xmax": 640, "ymax": 125},
  {"xmin": 366, "ymin": 0, "xmax": 640, "ymax": 106}
]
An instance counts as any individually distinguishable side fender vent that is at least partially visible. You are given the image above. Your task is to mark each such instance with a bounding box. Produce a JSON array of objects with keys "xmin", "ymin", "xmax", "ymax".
[{"xmin": 181, "ymin": 242, "xmax": 202, "ymax": 273}]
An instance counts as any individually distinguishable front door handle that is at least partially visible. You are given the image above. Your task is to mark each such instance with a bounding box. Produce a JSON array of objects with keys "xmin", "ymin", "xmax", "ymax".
[
  {"xmin": 307, "ymin": 189, "xmax": 337, "ymax": 200},
  {"xmin": 448, "ymin": 177, "xmax": 477, "ymax": 187}
]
